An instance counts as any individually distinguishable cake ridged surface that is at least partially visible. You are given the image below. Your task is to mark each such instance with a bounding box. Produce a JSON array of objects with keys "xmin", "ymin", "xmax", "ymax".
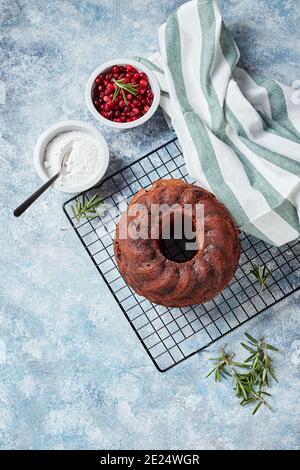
[{"xmin": 114, "ymin": 179, "xmax": 240, "ymax": 307}]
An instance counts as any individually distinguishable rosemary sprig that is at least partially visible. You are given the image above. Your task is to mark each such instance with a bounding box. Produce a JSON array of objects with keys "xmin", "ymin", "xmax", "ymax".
[
  {"xmin": 250, "ymin": 264, "xmax": 273, "ymax": 293},
  {"xmin": 112, "ymin": 79, "xmax": 138, "ymax": 105},
  {"xmin": 205, "ymin": 349, "xmax": 248, "ymax": 382},
  {"xmin": 206, "ymin": 333, "xmax": 279, "ymax": 415},
  {"xmin": 241, "ymin": 333, "xmax": 278, "ymax": 388},
  {"xmin": 72, "ymin": 193, "xmax": 103, "ymax": 224}
]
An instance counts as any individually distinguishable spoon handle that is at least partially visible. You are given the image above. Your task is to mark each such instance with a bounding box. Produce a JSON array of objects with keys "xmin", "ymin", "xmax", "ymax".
[{"xmin": 14, "ymin": 172, "xmax": 60, "ymax": 217}]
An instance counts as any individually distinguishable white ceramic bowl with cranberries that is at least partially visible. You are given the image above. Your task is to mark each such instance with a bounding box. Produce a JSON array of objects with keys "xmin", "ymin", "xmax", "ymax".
[{"xmin": 85, "ymin": 58, "xmax": 160, "ymax": 129}]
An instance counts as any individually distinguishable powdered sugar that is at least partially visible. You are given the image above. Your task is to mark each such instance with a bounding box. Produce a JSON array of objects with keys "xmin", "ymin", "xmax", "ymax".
[{"xmin": 44, "ymin": 130, "xmax": 103, "ymax": 191}]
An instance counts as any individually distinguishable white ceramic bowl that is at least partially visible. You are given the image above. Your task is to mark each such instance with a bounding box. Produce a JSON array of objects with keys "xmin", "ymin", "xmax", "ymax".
[
  {"xmin": 34, "ymin": 120, "xmax": 109, "ymax": 193},
  {"xmin": 85, "ymin": 58, "xmax": 160, "ymax": 129}
]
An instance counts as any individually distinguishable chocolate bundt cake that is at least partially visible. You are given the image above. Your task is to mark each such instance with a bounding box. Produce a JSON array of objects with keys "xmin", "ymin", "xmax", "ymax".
[{"xmin": 114, "ymin": 179, "xmax": 240, "ymax": 307}]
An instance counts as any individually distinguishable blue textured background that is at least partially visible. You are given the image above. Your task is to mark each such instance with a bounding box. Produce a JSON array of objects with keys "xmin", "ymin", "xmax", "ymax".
[{"xmin": 1, "ymin": 0, "xmax": 300, "ymax": 450}]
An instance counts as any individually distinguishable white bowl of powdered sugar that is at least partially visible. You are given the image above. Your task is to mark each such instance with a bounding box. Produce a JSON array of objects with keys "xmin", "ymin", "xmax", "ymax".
[{"xmin": 34, "ymin": 120, "xmax": 109, "ymax": 193}]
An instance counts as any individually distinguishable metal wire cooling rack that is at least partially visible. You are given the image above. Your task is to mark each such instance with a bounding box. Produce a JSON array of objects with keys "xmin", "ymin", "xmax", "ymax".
[{"xmin": 63, "ymin": 138, "xmax": 300, "ymax": 372}]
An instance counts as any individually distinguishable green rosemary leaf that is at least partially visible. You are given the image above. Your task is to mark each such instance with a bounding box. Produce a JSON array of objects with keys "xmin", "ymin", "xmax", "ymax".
[
  {"xmin": 205, "ymin": 368, "xmax": 216, "ymax": 378},
  {"xmin": 252, "ymin": 401, "xmax": 263, "ymax": 415},
  {"xmin": 241, "ymin": 398, "xmax": 256, "ymax": 406},
  {"xmin": 235, "ymin": 382, "xmax": 241, "ymax": 397},
  {"xmin": 222, "ymin": 369, "xmax": 231, "ymax": 377},
  {"xmin": 121, "ymin": 88, "xmax": 128, "ymax": 106},
  {"xmin": 262, "ymin": 368, "xmax": 267, "ymax": 385},
  {"xmin": 266, "ymin": 344, "xmax": 279, "ymax": 352},
  {"xmin": 72, "ymin": 205, "xmax": 78, "ymax": 219},
  {"xmin": 268, "ymin": 367, "xmax": 278, "ymax": 383},
  {"xmin": 245, "ymin": 332, "xmax": 258, "ymax": 345},
  {"xmin": 260, "ymin": 391, "xmax": 272, "ymax": 397},
  {"xmin": 112, "ymin": 86, "xmax": 120, "ymax": 101},
  {"xmin": 241, "ymin": 343, "xmax": 256, "ymax": 353},
  {"xmin": 232, "ymin": 361, "xmax": 250, "ymax": 368},
  {"xmin": 244, "ymin": 354, "xmax": 256, "ymax": 363},
  {"xmin": 88, "ymin": 193, "xmax": 101, "ymax": 204},
  {"xmin": 241, "ymin": 386, "xmax": 248, "ymax": 401},
  {"xmin": 219, "ymin": 370, "xmax": 229, "ymax": 380}
]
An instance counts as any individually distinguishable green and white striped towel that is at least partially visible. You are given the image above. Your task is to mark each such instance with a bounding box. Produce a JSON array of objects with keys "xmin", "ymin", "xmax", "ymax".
[{"xmin": 137, "ymin": 0, "xmax": 300, "ymax": 246}]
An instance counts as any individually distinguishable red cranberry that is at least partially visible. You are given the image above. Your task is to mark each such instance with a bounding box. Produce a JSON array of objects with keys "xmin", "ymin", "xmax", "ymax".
[
  {"xmin": 95, "ymin": 75, "xmax": 104, "ymax": 85},
  {"xmin": 139, "ymin": 79, "xmax": 148, "ymax": 87},
  {"xmin": 105, "ymin": 102, "xmax": 113, "ymax": 111},
  {"xmin": 106, "ymin": 83, "xmax": 114, "ymax": 93}
]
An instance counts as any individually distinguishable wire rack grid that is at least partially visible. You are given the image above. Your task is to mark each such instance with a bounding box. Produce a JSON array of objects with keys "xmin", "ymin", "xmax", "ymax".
[{"xmin": 63, "ymin": 138, "xmax": 300, "ymax": 372}]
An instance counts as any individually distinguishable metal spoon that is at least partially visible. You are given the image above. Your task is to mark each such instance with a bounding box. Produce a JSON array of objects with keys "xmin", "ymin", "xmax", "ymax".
[{"xmin": 14, "ymin": 147, "xmax": 73, "ymax": 217}]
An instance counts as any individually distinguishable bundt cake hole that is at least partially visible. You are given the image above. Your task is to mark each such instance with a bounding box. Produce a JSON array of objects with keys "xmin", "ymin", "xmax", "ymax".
[{"xmin": 158, "ymin": 211, "xmax": 199, "ymax": 263}]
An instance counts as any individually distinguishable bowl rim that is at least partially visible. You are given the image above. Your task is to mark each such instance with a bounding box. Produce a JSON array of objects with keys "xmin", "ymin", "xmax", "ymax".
[
  {"xmin": 85, "ymin": 57, "xmax": 160, "ymax": 129},
  {"xmin": 33, "ymin": 120, "xmax": 110, "ymax": 194}
]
